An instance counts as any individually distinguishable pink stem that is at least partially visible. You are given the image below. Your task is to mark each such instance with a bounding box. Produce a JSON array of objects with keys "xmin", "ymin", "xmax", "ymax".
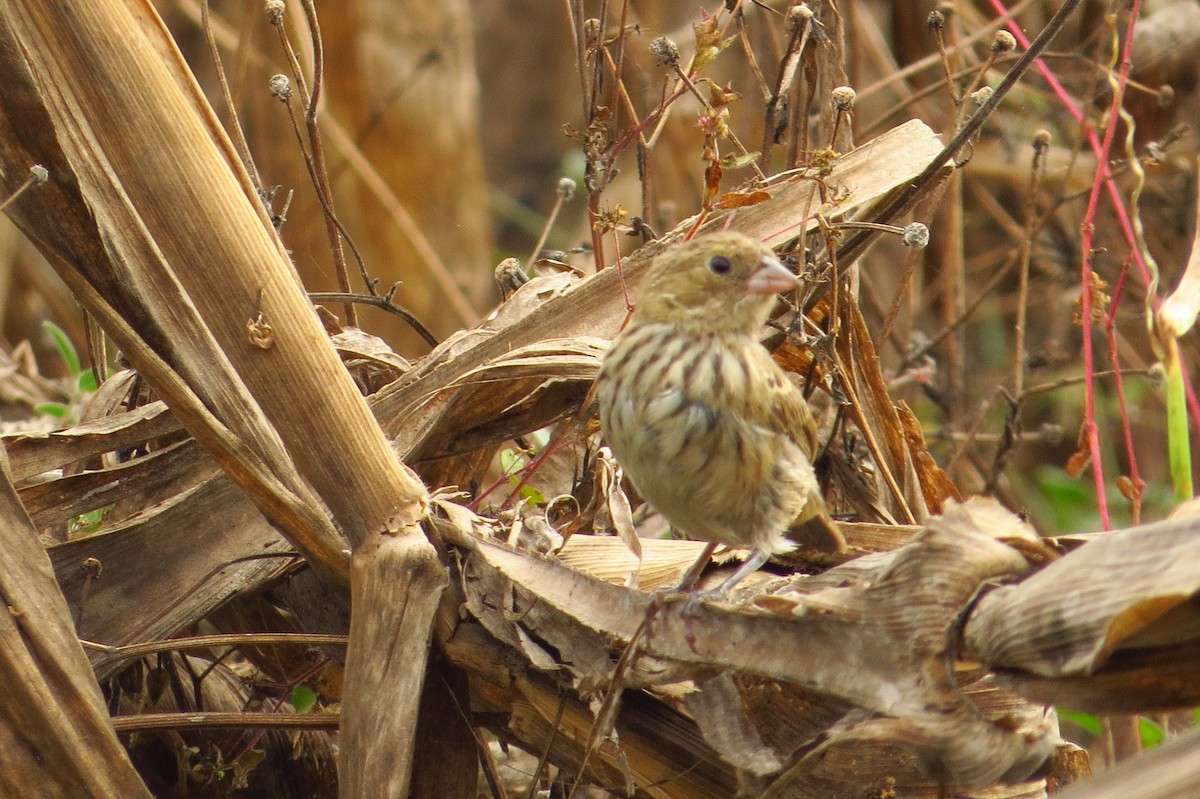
[{"xmin": 988, "ymin": 0, "xmax": 1157, "ymax": 528}]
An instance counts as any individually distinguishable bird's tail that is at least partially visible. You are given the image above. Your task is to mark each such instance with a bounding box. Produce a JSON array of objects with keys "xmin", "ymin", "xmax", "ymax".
[{"xmin": 786, "ymin": 506, "xmax": 847, "ymax": 553}]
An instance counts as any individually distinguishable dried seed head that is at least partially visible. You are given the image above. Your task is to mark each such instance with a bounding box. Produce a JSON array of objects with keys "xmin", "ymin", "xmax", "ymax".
[
  {"xmin": 991, "ymin": 30, "xmax": 1017, "ymax": 53},
  {"xmin": 556, "ymin": 177, "xmax": 577, "ymax": 200},
  {"xmin": 265, "ymin": 0, "xmax": 284, "ymax": 25},
  {"xmin": 649, "ymin": 36, "xmax": 681, "ymax": 69},
  {"xmin": 968, "ymin": 86, "xmax": 993, "ymax": 106},
  {"xmin": 786, "ymin": 4, "xmax": 813, "ymax": 33},
  {"xmin": 1038, "ymin": 423, "xmax": 1064, "ymax": 445},
  {"xmin": 29, "ymin": 164, "xmax": 49, "ymax": 184},
  {"xmin": 1158, "ymin": 84, "xmax": 1175, "ymax": 107},
  {"xmin": 268, "ymin": 74, "xmax": 292, "ymax": 101},
  {"xmin": 831, "ymin": 86, "xmax": 857, "ymax": 111},
  {"xmin": 1033, "ymin": 129, "xmax": 1052, "ymax": 149},
  {"xmin": 583, "ymin": 18, "xmax": 602, "ymax": 44},
  {"xmin": 494, "ymin": 257, "xmax": 529, "ymax": 297},
  {"xmin": 902, "ymin": 222, "xmax": 930, "ymax": 249},
  {"xmin": 1147, "ymin": 362, "xmax": 1165, "ymax": 391},
  {"xmin": 927, "ymin": 10, "xmax": 946, "ymax": 30}
]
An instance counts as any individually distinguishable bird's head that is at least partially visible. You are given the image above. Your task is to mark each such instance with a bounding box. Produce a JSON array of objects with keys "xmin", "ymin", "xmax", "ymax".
[{"xmin": 633, "ymin": 232, "xmax": 798, "ymax": 336}]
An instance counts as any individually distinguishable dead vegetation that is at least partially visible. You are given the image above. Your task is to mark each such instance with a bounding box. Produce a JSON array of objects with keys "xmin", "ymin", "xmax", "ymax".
[{"xmin": 2, "ymin": 1, "xmax": 1200, "ymax": 797}]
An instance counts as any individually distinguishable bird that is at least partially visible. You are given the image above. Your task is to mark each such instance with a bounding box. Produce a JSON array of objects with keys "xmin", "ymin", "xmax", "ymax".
[{"xmin": 596, "ymin": 231, "xmax": 845, "ymax": 600}]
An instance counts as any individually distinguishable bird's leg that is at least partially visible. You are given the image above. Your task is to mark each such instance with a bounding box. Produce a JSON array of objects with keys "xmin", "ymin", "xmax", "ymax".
[
  {"xmin": 690, "ymin": 547, "xmax": 771, "ymax": 604},
  {"xmin": 642, "ymin": 541, "xmax": 718, "ymax": 651},
  {"xmin": 647, "ymin": 546, "xmax": 771, "ymax": 655},
  {"xmin": 676, "ymin": 548, "xmax": 771, "ymax": 653},
  {"xmin": 672, "ymin": 541, "xmax": 720, "ymax": 593}
]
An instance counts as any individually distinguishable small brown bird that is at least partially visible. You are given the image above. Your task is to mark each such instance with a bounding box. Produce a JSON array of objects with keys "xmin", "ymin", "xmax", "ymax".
[{"xmin": 597, "ymin": 232, "xmax": 844, "ymax": 598}]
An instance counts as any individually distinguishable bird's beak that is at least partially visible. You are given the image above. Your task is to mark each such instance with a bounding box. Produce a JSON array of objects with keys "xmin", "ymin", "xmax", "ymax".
[{"xmin": 745, "ymin": 255, "xmax": 799, "ymax": 295}]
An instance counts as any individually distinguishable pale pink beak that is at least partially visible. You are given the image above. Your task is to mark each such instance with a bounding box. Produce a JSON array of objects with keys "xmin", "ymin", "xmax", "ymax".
[{"xmin": 744, "ymin": 255, "xmax": 799, "ymax": 295}]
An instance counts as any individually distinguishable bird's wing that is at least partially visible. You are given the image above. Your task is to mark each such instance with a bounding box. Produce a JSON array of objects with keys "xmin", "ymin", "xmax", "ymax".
[{"xmin": 739, "ymin": 342, "xmax": 820, "ymax": 459}]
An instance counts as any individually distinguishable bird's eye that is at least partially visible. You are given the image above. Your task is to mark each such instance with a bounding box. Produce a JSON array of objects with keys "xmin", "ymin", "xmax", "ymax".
[{"xmin": 708, "ymin": 255, "xmax": 732, "ymax": 275}]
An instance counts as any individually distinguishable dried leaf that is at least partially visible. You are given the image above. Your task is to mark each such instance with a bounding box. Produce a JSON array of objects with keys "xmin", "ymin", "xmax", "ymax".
[
  {"xmin": 706, "ymin": 81, "xmax": 742, "ymax": 107},
  {"xmin": 966, "ymin": 513, "xmax": 1200, "ymax": 713},
  {"xmin": 713, "ymin": 190, "xmax": 771, "ymax": 210},
  {"xmin": 691, "ymin": 13, "xmax": 726, "ymax": 71}
]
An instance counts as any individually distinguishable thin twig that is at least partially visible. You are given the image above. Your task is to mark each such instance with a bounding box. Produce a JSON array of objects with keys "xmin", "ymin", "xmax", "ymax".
[
  {"xmin": 268, "ymin": 5, "xmax": 356, "ymax": 324},
  {"xmin": 0, "ymin": 164, "xmax": 46, "ymax": 214},
  {"xmin": 297, "ymin": 0, "xmax": 356, "ymax": 325},
  {"xmin": 1013, "ymin": 132, "xmax": 1049, "ymax": 399},
  {"xmin": 308, "ymin": 292, "xmax": 439, "ymax": 347},
  {"xmin": 833, "ymin": 0, "xmax": 1085, "ymax": 273},
  {"xmin": 761, "ymin": 9, "xmax": 814, "ymax": 173},
  {"xmin": 200, "ymin": 0, "xmax": 263, "ymax": 195}
]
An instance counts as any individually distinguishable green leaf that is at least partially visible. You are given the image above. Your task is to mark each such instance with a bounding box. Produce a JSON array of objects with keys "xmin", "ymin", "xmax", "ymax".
[
  {"xmin": 35, "ymin": 402, "xmax": 68, "ymax": 418},
  {"xmin": 69, "ymin": 505, "xmax": 113, "ymax": 535},
  {"xmin": 719, "ymin": 152, "xmax": 761, "ymax": 170},
  {"xmin": 291, "ymin": 684, "xmax": 317, "ymax": 715},
  {"xmin": 1139, "ymin": 716, "xmax": 1164, "ymax": 749},
  {"xmin": 499, "ymin": 449, "xmax": 526, "ymax": 474},
  {"xmin": 1057, "ymin": 709, "xmax": 1101, "ymax": 737},
  {"xmin": 42, "ymin": 320, "xmax": 81, "ymax": 376},
  {"xmin": 519, "ymin": 485, "xmax": 546, "ymax": 505},
  {"xmin": 1164, "ymin": 349, "xmax": 1194, "ymax": 503},
  {"xmin": 77, "ymin": 370, "xmax": 99, "ymax": 393}
]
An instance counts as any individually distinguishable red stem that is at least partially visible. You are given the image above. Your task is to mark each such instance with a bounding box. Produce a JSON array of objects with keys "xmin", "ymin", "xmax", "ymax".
[
  {"xmin": 988, "ymin": 0, "xmax": 1153, "ymax": 528},
  {"xmin": 1105, "ymin": 259, "xmax": 1144, "ymax": 524}
]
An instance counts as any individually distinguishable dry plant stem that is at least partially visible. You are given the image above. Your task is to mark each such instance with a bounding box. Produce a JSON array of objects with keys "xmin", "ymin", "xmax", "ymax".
[
  {"xmin": 341, "ymin": 532, "xmax": 447, "ymax": 799},
  {"xmin": 876, "ymin": 245, "xmax": 926, "ymax": 351},
  {"xmin": 476, "ymin": 730, "xmax": 510, "ymax": 799},
  {"xmin": 786, "ymin": 37, "xmax": 811, "ymax": 168},
  {"xmin": 760, "ymin": 13, "xmax": 813, "ymax": 174},
  {"xmin": 0, "ymin": 6, "xmax": 442, "ymax": 794},
  {"xmin": 526, "ymin": 693, "xmax": 569, "ymax": 799},
  {"xmin": 736, "ymin": 13, "xmax": 771, "ymax": 102},
  {"xmin": 565, "ymin": 0, "xmax": 591, "ymax": 121},
  {"xmin": 49, "ymin": 275, "xmax": 349, "ymax": 579},
  {"xmin": 861, "ymin": 57, "xmax": 1015, "ymax": 139},
  {"xmin": 199, "ymin": 0, "xmax": 261, "ymax": 195},
  {"xmin": 529, "ymin": 190, "xmax": 568, "ymax": 269},
  {"xmin": 1021, "ymin": 369, "xmax": 1153, "ymax": 398},
  {"xmin": 0, "ymin": 457, "xmax": 153, "ymax": 797},
  {"xmin": 285, "ymin": 1, "xmax": 355, "ymax": 325},
  {"xmin": 0, "ymin": 166, "xmax": 43, "ymax": 212},
  {"xmin": 942, "ymin": 174, "xmax": 967, "ymax": 418},
  {"xmin": 1013, "ymin": 138, "xmax": 1048, "ymax": 399},
  {"xmin": 833, "ymin": 353, "xmax": 916, "ymax": 524},
  {"xmin": 80, "ymin": 632, "xmax": 346, "ymax": 662},
  {"xmin": 932, "ymin": 21, "xmax": 959, "ymax": 102},
  {"xmin": 598, "ymin": 43, "xmax": 652, "ymax": 225},
  {"xmin": 836, "ymin": 0, "xmax": 1083, "ymax": 271},
  {"xmin": 573, "ymin": 542, "xmax": 718, "ymax": 799},
  {"xmin": 945, "ymin": 393, "xmax": 1001, "ymax": 477},
  {"xmin": 963, "ymin": 47, "xmax": 1002, "ymax": 102},
  {"xmin": 110, "ymin": 712, "xmax": 339, "ymax": 733},
  {"xmin": 607, "ymin": 0, "xmax": 630, "ymax": 113},
  {"xmin": 571, "ymin": 607, "xmax": 656, "ymax": 799},
  {"xmin": 309, "ymin": 291, "xmax": 438, "ymax": 347},
  {"xmin": 277, "ymin": 94, "xmax": 363, "ymax": 323}
]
